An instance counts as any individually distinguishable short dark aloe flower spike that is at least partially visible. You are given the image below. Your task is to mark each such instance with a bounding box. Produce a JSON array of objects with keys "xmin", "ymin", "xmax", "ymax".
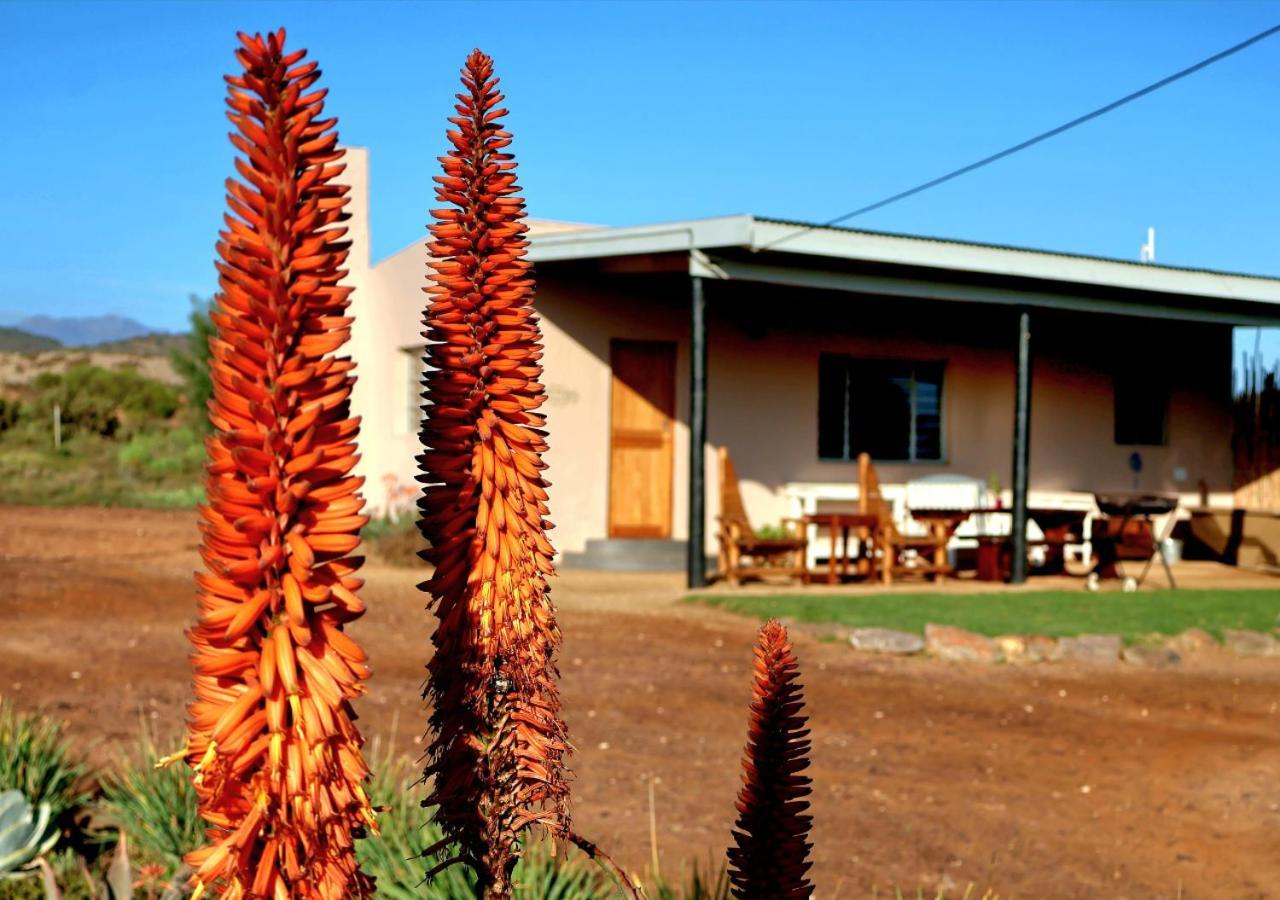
[
  {"xmin": 416, "ymin": 49, "xmax": 570, "ymax": 899},
  {"xmin": 727, "ymin": 619, "xmax": 814, "ymax": 899}
]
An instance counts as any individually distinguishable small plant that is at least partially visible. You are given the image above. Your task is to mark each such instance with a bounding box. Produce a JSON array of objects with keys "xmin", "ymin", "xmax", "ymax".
[
  {"xmin": 0, "ymin": 790, "xmax": 59, "ymax": 878},
  {"xmin": 753, "ymin": 523, "xmax": 788, "ymax": 541},
  {"xmin": 99, "ymin": 731, "xmax": 202, "ymax": 884},
  {"xmin": 357, "ymin": 746, "xmax": 608, "ymax": 898},
  {"xmin": 726, "ymin": 620, "xmax": 813, "ymax": 898},
  {"xmin": 646, "ymin": 861, "xmax": 732, "ymax": 900},
  {"xmin": 169, "ymin": 296, "xmax": 216, "ymax": 431},
  {"xmin": 0, "ymin": 700, "xmax": 89, "ymax": 830}
]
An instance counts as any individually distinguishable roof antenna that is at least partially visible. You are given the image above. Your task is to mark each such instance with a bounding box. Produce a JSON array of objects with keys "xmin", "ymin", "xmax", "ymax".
[{"xmin": 1140, "ymin": 226, "xmax": 1156, "ymax": 263}]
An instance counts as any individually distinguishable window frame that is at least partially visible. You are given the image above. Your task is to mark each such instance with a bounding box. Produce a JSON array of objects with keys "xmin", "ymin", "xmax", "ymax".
[
  {"xmin": 401, "ymin": 345, "xmax": 428, "ymax": 436},
  {"xmin": 817, "ymin": 354, "xmax": 946, "ymax": 464}
]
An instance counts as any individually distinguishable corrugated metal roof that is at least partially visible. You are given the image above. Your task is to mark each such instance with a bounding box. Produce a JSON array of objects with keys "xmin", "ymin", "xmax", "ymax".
[{"xmin": 754, "ymin": 216, "xmax": 1280, "ymax": 284}]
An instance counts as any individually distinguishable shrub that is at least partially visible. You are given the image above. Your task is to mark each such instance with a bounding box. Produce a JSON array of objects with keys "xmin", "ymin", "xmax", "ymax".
[
  {"xmin": 168, "ymin": 296, "xmax": 214, "ymax": 430},
  {"xmin": 362, "ymin": 512, "xmax": 421, "ymax": 567},
  {"xmin": 0, "ymin": 699, "xmax": 89, "ymax": 830},
  {"xmin": 0, "ymin": 397, "xmax": 20, "ymax": 432},
  {"xmin": 29, "ymin": 365, "xmax": 179, "ymax": 437},
  {"xmin": 99, "ymin": 731, "xmax": 202, "ymax": 884}
]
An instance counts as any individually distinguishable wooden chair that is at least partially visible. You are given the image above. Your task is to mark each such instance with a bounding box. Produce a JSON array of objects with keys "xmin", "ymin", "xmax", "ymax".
[
  {"xmin": 716, "ymin": 447, "xmax": 808, "ymax": 586},
  {"xmin": 857, "ymin": 452, "xmax": 948, "ymax": 585}
]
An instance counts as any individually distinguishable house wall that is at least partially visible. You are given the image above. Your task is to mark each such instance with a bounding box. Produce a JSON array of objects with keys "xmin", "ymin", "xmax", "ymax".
[
  {"xmin": 705, "ymin": 294, "xmax": 1233, "ymax": 548},
  {"xmin": 527, "ymin": 278, "xmax": 1234, "ymax": 556}
]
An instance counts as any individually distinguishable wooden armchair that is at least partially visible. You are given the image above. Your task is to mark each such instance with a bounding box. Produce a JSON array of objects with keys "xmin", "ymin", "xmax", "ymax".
[
  {"xmin": 858, "ymin": 452, "xmax": 948, "ymax": 585},
  {"xmin": 717, "ymin": 447, "xmax": 808, "ymax": 586}
]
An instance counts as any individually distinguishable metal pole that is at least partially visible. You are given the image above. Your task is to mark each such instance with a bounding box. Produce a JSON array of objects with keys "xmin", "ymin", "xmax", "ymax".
[
  {"xmin": 1010, "ymin": 309, "xmax": 1033, "ymax": 584},
  {"xmin": 53, "ymin": 403, "xmax": 61, "ymax": 450},
  {"xmin": 688, "ymin": 275, "xmax": 708, "ymax": 589}
]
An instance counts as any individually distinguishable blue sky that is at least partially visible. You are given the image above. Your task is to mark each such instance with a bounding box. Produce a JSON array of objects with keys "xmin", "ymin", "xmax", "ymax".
[{"xmin": 2, "ymin": 0, "xmax": 1280, "ymax": 363}]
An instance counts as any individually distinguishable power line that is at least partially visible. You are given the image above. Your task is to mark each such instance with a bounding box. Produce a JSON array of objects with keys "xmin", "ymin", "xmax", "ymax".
[{"xmin": 759, "ymin": 23, "xmax": 1280, "ymax": 251}]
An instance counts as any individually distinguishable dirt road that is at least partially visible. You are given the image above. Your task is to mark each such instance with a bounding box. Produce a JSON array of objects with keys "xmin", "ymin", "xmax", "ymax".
[{"xmin": 2, "ymin": 505, "xmax": 1278, "ymax": 898}]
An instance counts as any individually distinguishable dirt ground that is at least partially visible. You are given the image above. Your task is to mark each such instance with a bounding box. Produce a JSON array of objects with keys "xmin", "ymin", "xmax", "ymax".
[{"xmin": 3, "ymin": 505, "xmax": 1279, "ymax": 899}]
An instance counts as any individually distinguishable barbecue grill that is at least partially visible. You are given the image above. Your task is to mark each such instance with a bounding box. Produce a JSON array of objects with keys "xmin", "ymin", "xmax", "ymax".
[{"xmin": 1088, "ymin": 493, "xmax": 1179, "ymax": 591}]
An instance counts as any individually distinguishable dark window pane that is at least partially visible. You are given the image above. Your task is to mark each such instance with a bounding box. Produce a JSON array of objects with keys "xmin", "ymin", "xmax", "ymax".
[
  {"xmin": 1114, "ymin": 367, "xmax": 1168, "ymax": 445},
  {"xmin": 817, "ymin": 355, "xmax": 848, "ymax": 459},
  {"xmin": 850, "ymin": 362, "xmax": 912, "ymax": 460},
  {"xmin": 817, "ymin": 356, "xmax": 946, "ymax": 462},
  {"xmin": 914, "ymin": 370, "xmax": 942, "ymax": 460}
]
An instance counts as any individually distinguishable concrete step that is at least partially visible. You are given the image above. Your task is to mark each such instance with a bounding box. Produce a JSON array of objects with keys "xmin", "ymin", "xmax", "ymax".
[{"xmin": 562, "ymin": 538, "xmax": 693, "ymax": 572}]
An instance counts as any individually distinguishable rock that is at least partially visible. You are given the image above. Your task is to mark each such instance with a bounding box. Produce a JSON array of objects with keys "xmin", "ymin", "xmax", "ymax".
[
  {"xmin": 994, "ymin": 634, "xmax": 1027, "ymax": 662},
  {"xmin": 996, "ymin": 634, "xmax": 1056, "ymax": 664},
  {"xmin": 1053, "ymin": 634, "xmax": 1122, "ymax": 665},
  {"xmin": 848, "ymin": 627, "xmax": 924, "ymax": 655},
  {"xmin": 1169, "ymin": 628, "xmax": 1218, "ymax": 655},
  {"xmin": 1025, "ymin": 634, "xmax": 1057, "ymax": 662},
  {"xmin": 925, "ymin": 623, "xmax": 1000, "ymax": 663},
  {"xmin": 1223, "ymin": 629, "xmax": 1280, "ymax": 658},
  {"xmin": 1122, "ymin": 645, "xmax": 1181, "ymax": 668}
]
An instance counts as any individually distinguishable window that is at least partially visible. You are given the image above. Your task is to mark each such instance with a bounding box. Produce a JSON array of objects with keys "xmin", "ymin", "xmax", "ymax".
[
  {"xmin": 818, "ymin": 355, "xmax": 943, "ymax": 461},
  {"xmin": 403, "ymin": 346, "xmax": 428, "ymax": 434},
  {"xmin": 1114, "ymin": 364, "xmax": 1168, "ymax": 445}
]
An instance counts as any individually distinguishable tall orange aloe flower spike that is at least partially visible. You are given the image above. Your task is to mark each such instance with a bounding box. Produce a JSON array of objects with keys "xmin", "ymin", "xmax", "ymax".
[
  {"xmin": 727, "ymin": 620, "xmax": 814, "ymax": 898},
  {"xmin": 417, "ymin": 49, "xmax": 570, "ymax": 897},
  {"xmin": 174, "ymin": 28, "xmax": 376, "ymax": 899}
]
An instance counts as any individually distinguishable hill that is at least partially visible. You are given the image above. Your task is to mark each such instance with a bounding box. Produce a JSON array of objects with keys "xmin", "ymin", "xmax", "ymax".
[
  {"xmin": 19, "ymin": 314, "xmax": 153, "ymax": 347},
  {"xmin": 0, "ymin": 326, "xmax": 62, "ymax": 352},
  {"xmin": 89, "ymin": 332, "xmax": 186, "ymax": 355}
]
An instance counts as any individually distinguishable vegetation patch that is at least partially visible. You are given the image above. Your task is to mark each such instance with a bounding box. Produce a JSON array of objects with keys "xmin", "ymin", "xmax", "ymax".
[{"xmin": 0, "ymin": 304, "xmax": 211, "ymax": 509}]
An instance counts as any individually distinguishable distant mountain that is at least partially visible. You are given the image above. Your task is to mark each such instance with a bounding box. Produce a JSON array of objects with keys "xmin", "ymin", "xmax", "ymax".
[
  {"xmin": 19, "ymin": 314, "xmax": 153, "ymax": 347},
  {"xmin": 0, "ymin": 326, "xmax": 61, "ymax": 352}
]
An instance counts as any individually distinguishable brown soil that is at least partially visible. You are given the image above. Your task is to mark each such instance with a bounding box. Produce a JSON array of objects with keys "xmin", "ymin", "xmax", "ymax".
[{"xmin": 3, "ymin": 504, "xmax": 1278, "ymax": 898}]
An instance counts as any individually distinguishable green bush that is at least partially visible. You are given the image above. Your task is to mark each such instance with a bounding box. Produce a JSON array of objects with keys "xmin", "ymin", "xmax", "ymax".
[
  {"xmin": 0, "ymin": 700, "xmax": 89, "ymax": 830},
  {"xmin": 29, "ymin": 365, "xmax": 179, "ymax": 437},
  {"xmin": 0, "ymin": 398, "xmax": 20, "ymax": 432},
  {"xmin": 99, "ymin": 731, "xmax": 202, "ymax": 884},
  {"xmin": 363, "ymin": 513, "xmax": 421, "ymax": 567},
  {"xmin": 169, "ymin": 297, "xmax": 215, "ymax": 431}
]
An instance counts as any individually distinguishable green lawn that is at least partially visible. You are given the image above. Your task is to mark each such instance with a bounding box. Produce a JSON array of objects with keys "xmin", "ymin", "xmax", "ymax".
[{"xmin": 694, "ymin": 588, "xmax": 1280, "ymax": 642}]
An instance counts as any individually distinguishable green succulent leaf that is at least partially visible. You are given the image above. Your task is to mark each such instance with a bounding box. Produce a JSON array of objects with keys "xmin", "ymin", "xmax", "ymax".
[{"xmin": 0, "ymin": 790, "xmax": 58, "ymax": 875}]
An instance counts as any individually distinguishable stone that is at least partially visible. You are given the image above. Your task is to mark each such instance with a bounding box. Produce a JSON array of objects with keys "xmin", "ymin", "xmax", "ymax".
[
  {"xmin": 995, "ymin": 634, "xmax": 1056, "ymax": 664},
  {"xmin": 1122, "ymin": 645, "xmax": 1181, "ymax": 668},
  {"xmin": 1025, "ymin": 634, "xmax": 1058, "ymax": 662},
  {"xmin": 848, "ymin": 627, "xmax": 924, "ymax": 655},
  {"xmin": 1169, "ymin": 628, "xmax": 1218, "ymax": 655},
  {"xmin": 1053, "ymin": 634, "xmax": 1122, "ymax": 665},
  {"xmin": 925, "ymin": 623, "xmax": 1000, "ymax": 663},
  {"xmin": 994, "ymin": 634, "xmax": 1027, "ymax": 662},
  {"xmin": 1223, "ymin": 629, "xmax": 1280, "ymax": 658}
]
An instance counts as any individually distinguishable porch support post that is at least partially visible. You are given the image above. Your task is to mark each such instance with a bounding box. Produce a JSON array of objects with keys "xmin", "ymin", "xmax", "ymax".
[
  {"xmin": 1010, "ymin": 308, "xmax": 1033, "ymax": 584},
  {"xmin": 688, "ymin": 275, "xmax": 708, "ymax": 589}
]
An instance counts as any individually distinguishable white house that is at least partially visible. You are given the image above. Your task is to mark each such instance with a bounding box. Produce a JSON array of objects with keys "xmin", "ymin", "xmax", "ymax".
[{"xmin": 337, "ymin": 148, "xmax": 1280, "ymax": 583}]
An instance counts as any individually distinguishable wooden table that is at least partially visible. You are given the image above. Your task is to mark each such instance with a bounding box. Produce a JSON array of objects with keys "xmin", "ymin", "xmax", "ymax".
[
  {"xmin": 917, "ymin": 506, "xmax": 1091, "ymax": 580},
  {"xmin": 803, "ymin": 513, "xmax": 879, "ymax": 585},
  {"xmin": 908, "ymin": 508, "xmax": 975, "ymax": 578}
]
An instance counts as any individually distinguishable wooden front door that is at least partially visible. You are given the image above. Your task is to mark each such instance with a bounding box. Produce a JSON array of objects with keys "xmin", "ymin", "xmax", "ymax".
[{"xmin": 609, "ymin": 340, "xmax": 676, "ymax": 538}]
